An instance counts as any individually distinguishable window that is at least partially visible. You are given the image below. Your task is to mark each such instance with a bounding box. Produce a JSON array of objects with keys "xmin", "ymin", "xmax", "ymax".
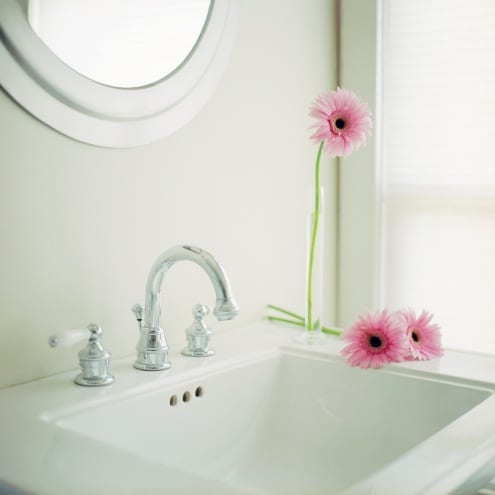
[{"xmin": 339, "ymin": 0, "xmax": 495, "ymax": 354}]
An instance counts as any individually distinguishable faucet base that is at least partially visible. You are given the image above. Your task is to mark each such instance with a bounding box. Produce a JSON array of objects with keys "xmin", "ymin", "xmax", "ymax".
[
  {"xmin": 181, "ymin": 348, "xmax": 215, "ymax": 358},
  {"xmin": 134, "ymin": 326, "xmax": 171, "ymax": 371},
  {"xmin": 75, "ymin": 373, "xmax": 115, "ymax": 386},
  {"xmin": 133, "ymin": 361, "xmax": 171, "ymax": 371}
]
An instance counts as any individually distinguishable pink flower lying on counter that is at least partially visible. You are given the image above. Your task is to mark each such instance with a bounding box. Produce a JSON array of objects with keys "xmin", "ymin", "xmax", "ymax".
[
  {"xmin": 341, "ymin": 309, "xmax": 407, "ymax": 369},
  {"xmin": 396, "ymin": 308, "xmax": 443, "ymax": 361}
]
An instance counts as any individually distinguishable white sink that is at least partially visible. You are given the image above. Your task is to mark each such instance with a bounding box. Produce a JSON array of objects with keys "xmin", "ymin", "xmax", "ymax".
[
  {"xmin": 46, "ymin": 339, "xmax": 494, "ymax": 494},
  {"xmin": 1, "ymin": 323, "xmax": 495, "ymax": 495}
]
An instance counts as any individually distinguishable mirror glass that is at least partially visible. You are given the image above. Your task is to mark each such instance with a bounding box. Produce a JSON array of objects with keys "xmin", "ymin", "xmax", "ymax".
[{"xmin": 27, "ymin": 0, "xmax": 211, "ymax": 88}]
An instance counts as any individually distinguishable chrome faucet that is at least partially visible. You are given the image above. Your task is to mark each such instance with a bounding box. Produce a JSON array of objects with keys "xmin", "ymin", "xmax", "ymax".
[{"xmin": 132, "ymin": 245, "xmax": 240, "ymax": 371}]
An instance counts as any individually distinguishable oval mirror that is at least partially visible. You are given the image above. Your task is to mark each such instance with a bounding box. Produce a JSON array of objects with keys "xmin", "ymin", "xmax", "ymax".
[
  {"xmin": 28, "ymin": 0, "xmax": 211, "ymax": 88},
  {"xmin": 0, "ymin": 0, "xmax": 239, "ymax": 147}
]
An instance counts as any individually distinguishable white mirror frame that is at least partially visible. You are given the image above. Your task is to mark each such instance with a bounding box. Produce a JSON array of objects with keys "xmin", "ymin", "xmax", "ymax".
[{"xmin": 0, "ymin": 0, "xmax": 240, "ymax": 148}]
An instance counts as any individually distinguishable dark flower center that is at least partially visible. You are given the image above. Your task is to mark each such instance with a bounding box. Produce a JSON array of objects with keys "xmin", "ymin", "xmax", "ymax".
[
  {"xmin": 411, "ymin": 331, "xmax": 419, "ymax": 343},
  {"xmin": 369, "ymin": 335, "xmax": 382, "ymax": 348},
  {"xmin": 335, "ymin": 118, "xmax": 346, "ymax": 130}
]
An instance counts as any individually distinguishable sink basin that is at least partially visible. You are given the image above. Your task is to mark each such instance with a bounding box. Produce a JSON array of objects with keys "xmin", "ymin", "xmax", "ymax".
[
  {"xmin": 2, "ymin": 323, "xmax": 495, "ymax": 495},
  {"xmin": 46, "ymin": 344, "xmax": 493, "ymax": 494}
]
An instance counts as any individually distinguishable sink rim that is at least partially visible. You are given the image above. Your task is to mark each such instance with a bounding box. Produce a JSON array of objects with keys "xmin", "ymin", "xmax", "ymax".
[{"xmin": 41, "ymin": 342, "xmax": 495, "ymax": 425}]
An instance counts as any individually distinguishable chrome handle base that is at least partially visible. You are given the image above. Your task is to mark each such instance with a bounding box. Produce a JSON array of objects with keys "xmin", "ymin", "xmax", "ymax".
[
  {"xmin": 182, "ymin": 304, "xmax": 214, "ymax": 357},
  {"xmin": 50, "ymin": 323, "xmax": 115, "ymax": 386}
]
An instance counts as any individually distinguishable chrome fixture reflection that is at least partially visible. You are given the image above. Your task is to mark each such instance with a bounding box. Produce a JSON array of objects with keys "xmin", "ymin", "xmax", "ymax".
[{"xmin": 132, "ymin": 245, "xmax": 240, "ymax": 371}]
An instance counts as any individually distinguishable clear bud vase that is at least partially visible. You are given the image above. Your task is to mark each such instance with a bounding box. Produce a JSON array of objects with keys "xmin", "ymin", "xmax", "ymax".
[{"xmin": 295, "ymin": 187, "xmax": 326, "ymax": 345}]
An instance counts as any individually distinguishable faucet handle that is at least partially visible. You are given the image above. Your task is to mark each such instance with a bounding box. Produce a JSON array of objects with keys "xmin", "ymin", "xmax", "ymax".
[
  {"xmin": 49, "ymin": 323, "xmax": 115, "ymax": 387},
  {"xmin": 181, "ymin": 304, "xmax": 214, "ymax": 358},
  {"xmin": 193, "ymin": 304, "xmax": 209, "ymax": 320},
  {"xmin": 76, "ymin": 323, "xmax": 115, "ymax": 387},
  {"xmin": 48, "ymin": 327, "xmax": 90, "ymax": 348},
  {"xmin": 131, "ymin": 304, "xmax": 145, "ymax": 330}
]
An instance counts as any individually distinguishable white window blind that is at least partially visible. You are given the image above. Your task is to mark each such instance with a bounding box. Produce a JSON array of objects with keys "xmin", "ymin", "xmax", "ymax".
[{"xmin": 381, "ymin": 0, "xmax": 495, "ymax": 353}]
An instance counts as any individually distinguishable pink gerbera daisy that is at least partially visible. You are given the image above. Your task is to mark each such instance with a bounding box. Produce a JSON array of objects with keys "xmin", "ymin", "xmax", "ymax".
[
  {"xmin": 310, "ymin": 87, "xmax": 372, "ymax": 158},
  {"xmin": 396, "ymin": 309, "xmax": 443, "ymax": 361},
  {"xmin": 341, "ymin": 310, "xmax": 407, "ymax": 369}
]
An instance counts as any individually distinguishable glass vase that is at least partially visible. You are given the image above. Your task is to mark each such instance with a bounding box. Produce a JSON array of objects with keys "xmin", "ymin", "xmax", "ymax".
[{"xmin": 295, "ymin": 187, "xmax": 326, "ymax": 345}]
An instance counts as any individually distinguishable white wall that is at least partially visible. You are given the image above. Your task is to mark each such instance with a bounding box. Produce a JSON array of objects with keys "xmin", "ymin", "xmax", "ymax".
[{"xmin": 0, "ymin": 0, "xmax": 337, "ymax": 388}]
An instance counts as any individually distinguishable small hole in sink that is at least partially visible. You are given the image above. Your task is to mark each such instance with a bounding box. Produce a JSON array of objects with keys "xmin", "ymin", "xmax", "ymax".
[
  {"xmin": 182, "ymin": 391, "xmax": 191, "ymax": 403},
  {"xmin": 195, "ymin": 386, "xmax": 203, "ymax": 397},
  {"xmin": 169, "ymin": 395, "xmax": 178, "ymax": 406}
]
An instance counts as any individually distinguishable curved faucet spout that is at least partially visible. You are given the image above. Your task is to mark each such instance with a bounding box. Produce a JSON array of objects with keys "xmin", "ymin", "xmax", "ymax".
[
  {"xmin": 133, "ymin": 245, "xmax": 239, "ymax": 371},
  {"xmin": 145, "ymin": 245, "xmax": 239, "ymax": 329}
]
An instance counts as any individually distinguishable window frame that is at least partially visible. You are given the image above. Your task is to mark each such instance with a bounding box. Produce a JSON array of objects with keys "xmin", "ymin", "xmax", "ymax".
[{"xmin": 338, "ymin": 0, "xmax": 384, "ymax": 326}]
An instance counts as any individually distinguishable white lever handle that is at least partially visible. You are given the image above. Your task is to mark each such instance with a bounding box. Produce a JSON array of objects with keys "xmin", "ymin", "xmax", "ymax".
[{"xmin": 48, "ymin": 328, "xmax": 90, "ymax": 348}]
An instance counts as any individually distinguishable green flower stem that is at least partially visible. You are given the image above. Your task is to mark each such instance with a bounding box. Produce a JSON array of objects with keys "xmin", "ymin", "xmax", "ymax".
[
  {"xmin": 267, "ymin": 304, "xmax": 304, "ymax": 321},
  {"xmin": 268, "ymin": 316, "xmax": 305, "ymax": 327},
  {"xmin": 267, "ymin": 314, "xmax": 342, "ymax": 336},
  {"xmin": 267, "ymin": 141, "xmax": 341, "ymax": 338},
  {"xmin": 321, "ymin": 326, "xmax": 342, "ymax": 337},
  {"xmin": 306, "ymin": 142, "xmax": 324, "ymax": 332}
]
